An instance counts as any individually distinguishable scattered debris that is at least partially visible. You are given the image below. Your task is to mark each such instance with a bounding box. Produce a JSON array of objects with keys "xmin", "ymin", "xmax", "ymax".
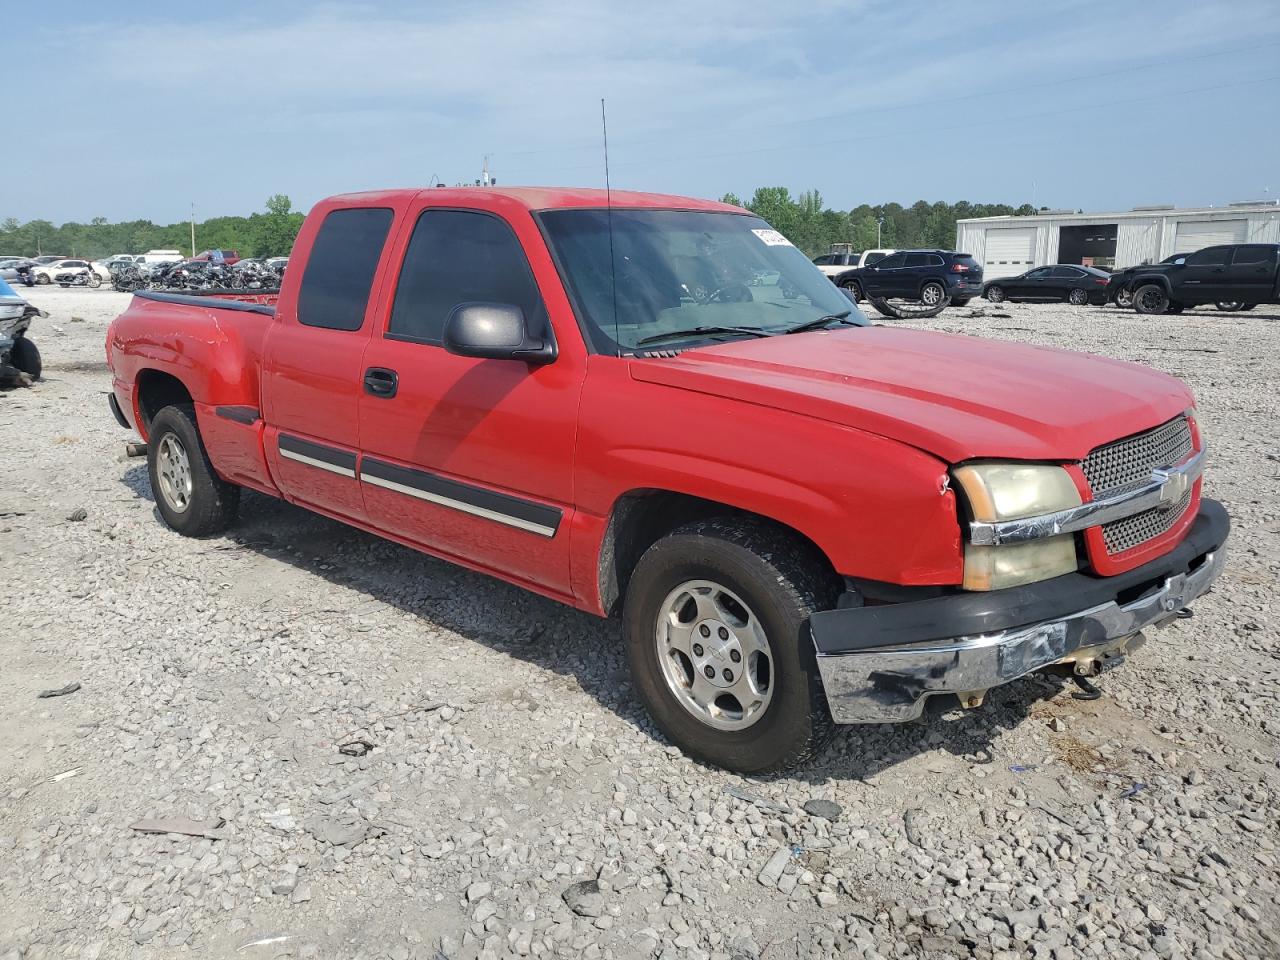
[
  {"xmin": 66, "ymin": 507, "xmax": 88, "ymax": 521},
  {"xmin": 237, "ymin": 933, "xmax": 295, "ymax": 953},
  {"xmin": 48, "ymin": 768, "xmax": 80, "ymax": 783},
  {"xmin": 723, "ymin": 783, "xmax": 789, "ymax": 813},
  {"xmin": 261, "ymin": 808, "xmax": 297, "ymax": 831},
  {"xmin": 38, "ymin": 681, "xmax": 81, "ymax": 699},
  {"xmin": 1008, "ymin": 764, "xmax": 1037, "ymax": 773},
  {"xmin": 304, "ymin": 814, "xmax": 385, "ymax": 848},
  {"xmin": 802, "ymin": 799, "xmax": 842, "ymax": 821},
  {"xmin": 903, "ymin": 808, "xmax": 925, "ymax": 847},
  {"xmin": 130, "ymin": 817, "xmax": 226, "ymax": 839},
  {"xmin": 757, "ymin": 847, "xmax": 791, "ymax": 887},
  {"xmin": 562, "ymin": 879, "xmax": 606, "ymax": 918},
  {"xmin": 337, "ymin": 739, "xmax": 374, "ymax": 757},
  {"xmin": 1119, "ymin": 782, "xmax": 1148, "ymax": 799}
]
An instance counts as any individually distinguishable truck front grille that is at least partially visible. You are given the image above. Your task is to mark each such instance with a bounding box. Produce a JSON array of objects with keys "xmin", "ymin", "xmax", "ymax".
[{"xmin": 1082, "ymin": 416, "xmax": 1194, "ymax": 555}]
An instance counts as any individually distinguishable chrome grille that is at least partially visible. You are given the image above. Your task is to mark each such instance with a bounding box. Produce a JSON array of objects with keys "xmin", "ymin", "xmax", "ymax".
[
  {"xmin": 1082, "ymin": 416, "xmax": 1195, "ymax": 555},
  {"xmin": 1101, "ymin": 488, "xmax": 1192, "ymax": 553}
]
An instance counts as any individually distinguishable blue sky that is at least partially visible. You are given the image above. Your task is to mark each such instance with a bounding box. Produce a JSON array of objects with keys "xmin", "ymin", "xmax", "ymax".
[{"xmin": 12, "ymin": 0, "xmax": 1280, "ymax": 223}]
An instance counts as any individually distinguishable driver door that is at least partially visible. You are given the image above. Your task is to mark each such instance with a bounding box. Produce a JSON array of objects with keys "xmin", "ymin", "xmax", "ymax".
[
  {"xmin": 864, "ymin": 252, "xmax": 906, "ymax": 298},
  {"xmin": 356, "ymin": 197, "xmax": 586, "ymax": 595}
]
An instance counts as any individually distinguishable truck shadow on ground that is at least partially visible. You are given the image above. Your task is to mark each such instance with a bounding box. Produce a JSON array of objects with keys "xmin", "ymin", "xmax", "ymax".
[{"xmin": 121, "ymin": 464, "xmax": 1071, "ymax": 785}]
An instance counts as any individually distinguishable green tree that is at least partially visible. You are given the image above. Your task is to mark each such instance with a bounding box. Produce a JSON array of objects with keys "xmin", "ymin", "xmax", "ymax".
[{"xmin": 250, "ymin": 194, "xmax": 305, "ymax": 257}]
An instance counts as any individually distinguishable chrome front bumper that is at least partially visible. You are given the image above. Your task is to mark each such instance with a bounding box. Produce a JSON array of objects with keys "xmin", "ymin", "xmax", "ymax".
[{"xmin": 816, "ymin": 546, "xmax": 1225, "ymax": 724}]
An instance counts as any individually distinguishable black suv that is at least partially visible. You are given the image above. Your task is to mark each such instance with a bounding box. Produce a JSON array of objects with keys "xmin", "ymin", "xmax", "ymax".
[
  {"xmin": 834, "ymin": 250, "xmax": 983, "ymax": 307},
  {"xmin": 1124, "ymin": 243, "xmax": 1280, "ymax": 314}
]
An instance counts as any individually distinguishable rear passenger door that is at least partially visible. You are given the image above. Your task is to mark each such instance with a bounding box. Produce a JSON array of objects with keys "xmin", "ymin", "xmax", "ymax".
[
  {"xmin": 356, "ymin": 200, "xmax": 585, "ymax": 596},
  {"xmin": 1225, "ymin": 245, "xmax": 1277, "ymax": 303},
  {"xmin": 261, "ymin": 204, "xmax": 400, "ymax": 523}
]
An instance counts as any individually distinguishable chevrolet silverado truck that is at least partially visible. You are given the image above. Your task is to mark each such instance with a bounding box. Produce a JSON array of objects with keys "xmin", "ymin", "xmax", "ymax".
[
  {"xmin": 106, "ymin": 187, "xmax": 1229, "ymax": 774},
  {"xmin": 1124, "ymin": 243, "xmax": 1280, "ymax": 314}
]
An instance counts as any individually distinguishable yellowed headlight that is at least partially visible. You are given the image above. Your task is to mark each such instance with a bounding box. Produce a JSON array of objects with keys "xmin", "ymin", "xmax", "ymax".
[
  {"xmin": 954, "ymin": 463, "xmax": 1083, "ymax": 590},
  {"xmin": 953, "ymin": 463, "xmax": 1082, "ymax": 521}
]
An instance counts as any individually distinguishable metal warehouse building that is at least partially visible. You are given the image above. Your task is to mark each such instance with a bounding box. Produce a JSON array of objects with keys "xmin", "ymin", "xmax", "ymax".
[{"xmin": 956, "ymin": 202, "xmax": 1280, "ymax": 279}]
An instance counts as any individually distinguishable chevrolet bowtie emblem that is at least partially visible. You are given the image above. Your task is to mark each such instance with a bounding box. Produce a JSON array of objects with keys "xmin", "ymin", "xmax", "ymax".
[{"xmin": 1152, "ymin": 466, "xmax": 1190, "ymax": 510}]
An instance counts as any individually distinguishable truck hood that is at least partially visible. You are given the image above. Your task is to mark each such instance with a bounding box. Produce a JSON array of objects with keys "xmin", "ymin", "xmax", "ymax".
[{"xmin": 629, "ymin": 326, "xmax": 1193, "ymax": 463}]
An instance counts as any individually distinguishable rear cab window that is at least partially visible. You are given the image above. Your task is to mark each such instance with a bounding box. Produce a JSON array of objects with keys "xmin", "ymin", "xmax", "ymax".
[
  {"xmin": 297, "ymin": 207, "xmax": 395, "ymax": 330},
  {"xmin": 1231, "ymin": 245, "xmax": 1275, "ymax": 265}
]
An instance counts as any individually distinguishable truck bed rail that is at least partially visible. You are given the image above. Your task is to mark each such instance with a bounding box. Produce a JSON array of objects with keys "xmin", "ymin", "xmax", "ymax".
[{"xmin": 134, "ymin": 289, "xmax": 277, "ymax": 316}]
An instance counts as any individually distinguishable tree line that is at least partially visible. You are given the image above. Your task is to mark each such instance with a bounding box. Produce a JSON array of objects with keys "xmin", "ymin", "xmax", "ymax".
[
  {"xmin": 1, "ymin": 188, "xmax": 1038, "ymax": 262},
  {"xmin": 0, "ymin": 195, "xmax": 305, "ymax": 261},
  {"xmin": 722, "ymin": 188, "xmax": 1039, "ymax": 256}
]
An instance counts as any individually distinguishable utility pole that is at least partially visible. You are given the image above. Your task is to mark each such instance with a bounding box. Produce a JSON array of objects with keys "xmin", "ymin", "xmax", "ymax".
[
  {"xmin": 190, "ymin": 202, "xmax": 197, "ymax": 257},
  {"xmin": 877, "ymin": 216, "xmax": 885, "ymax": 247}
]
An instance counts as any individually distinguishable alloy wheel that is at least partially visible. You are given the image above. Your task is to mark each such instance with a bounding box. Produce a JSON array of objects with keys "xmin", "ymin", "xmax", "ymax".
[{"xmin": 655, "ymin": 579, "xmax": 774, "ymax": 731}]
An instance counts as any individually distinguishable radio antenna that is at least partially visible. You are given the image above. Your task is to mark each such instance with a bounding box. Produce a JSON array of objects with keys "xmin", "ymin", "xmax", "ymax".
[{"xmin": 601, "ymin": 98, "xmax": 620, "ymax": 352}]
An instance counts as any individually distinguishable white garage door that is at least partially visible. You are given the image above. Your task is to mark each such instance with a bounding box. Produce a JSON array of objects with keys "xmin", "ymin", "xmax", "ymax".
[
  {"xmin": 983, "ymin": 227, "xmax": 1036, "ymax": 279},
  {"xmin": 1173, "ymin": 219, "xmax": 1247, "ymax": 252}
]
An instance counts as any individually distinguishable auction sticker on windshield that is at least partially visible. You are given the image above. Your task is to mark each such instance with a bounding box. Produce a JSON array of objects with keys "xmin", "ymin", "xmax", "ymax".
[{"xmin": 751, "ymin": 228, "xmax": 793, "ymax": 247}]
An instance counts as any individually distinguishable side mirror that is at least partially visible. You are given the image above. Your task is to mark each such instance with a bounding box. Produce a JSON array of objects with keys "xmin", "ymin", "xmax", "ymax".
[{"xmin": 443, "ymin": 302, "xmax": 556, "ymax": 364}]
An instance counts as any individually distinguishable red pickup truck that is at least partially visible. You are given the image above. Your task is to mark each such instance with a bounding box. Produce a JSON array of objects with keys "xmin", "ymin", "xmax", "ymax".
[{"xmin": 106, "ymin": 187, "xmax": 1229, "ymax": 773}]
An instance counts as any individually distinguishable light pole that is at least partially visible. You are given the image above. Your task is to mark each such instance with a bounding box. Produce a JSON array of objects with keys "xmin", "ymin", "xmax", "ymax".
[
  {"xmin": 877, "ymin": 216, "xmax": 885, "ymax": 247},
  {"xmin": 190, "ymin": 202, "xmax": 197, "ymax": 258}
]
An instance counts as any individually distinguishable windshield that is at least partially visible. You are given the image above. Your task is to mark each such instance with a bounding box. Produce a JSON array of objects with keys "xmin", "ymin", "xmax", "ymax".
[{"xmin": 539, "ymin": 209, "xmax": 867, "ymax": 353}]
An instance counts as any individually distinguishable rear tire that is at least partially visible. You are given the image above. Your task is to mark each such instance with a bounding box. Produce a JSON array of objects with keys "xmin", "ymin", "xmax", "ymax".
[
  {"xmin": 10, "ymin": 337, "xmax": 41, "ymax": 380},
  {"xmin": 624, "ymin": 517, "xmax": 839, "ymax": 774},
  {"xmin": 1133, "ymin": 284, "xmax": 1169, "ymax": 315},
  {"xmin": 1215, "ymin": 301, "xmax": 1243, "ymax": 311},
  {"xmin": 1068, "ymin": 288, "xmax": 1089, "ymax": 305},
  {"xmin": 147, "ymin": 403, "xmax": 240, "ymax": 537},
  {"xmin": 1114, "ymin": 287, "xmax": 1133, "ymax": 309}
]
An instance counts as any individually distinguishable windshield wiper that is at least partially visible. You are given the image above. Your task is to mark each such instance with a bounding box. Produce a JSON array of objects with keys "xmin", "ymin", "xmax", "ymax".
[
  {"xmin": 636, "ymin": 325, "xmax": 773, "ymax": 346},
  {"xmin": 782, "ymin": 311, "xmax": 856, "ymax": 335}
]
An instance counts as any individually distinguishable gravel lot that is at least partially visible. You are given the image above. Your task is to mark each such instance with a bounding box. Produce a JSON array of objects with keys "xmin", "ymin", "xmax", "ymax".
[{"xmin": 1, "ymin": 287, "xmax": 1277, "ymax": 960}]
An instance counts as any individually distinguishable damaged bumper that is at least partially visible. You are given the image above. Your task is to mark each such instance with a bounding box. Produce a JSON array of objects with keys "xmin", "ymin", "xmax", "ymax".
[{"xmin": 813, "ymin": 499, "xmax": 1229, "ymax": 724}]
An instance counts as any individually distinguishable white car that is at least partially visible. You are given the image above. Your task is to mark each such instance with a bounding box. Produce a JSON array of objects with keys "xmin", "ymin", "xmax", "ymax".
[
  {"xmin": 32, "ymin": 258, "xmax": 110, "ymax": 284},
  {"xmin": 812, "ymin": 249, "xmax": 895, "ymax": 279}
]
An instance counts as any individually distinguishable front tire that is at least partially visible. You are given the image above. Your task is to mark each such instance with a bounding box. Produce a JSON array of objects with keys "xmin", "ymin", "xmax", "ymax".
[
  {"xmin": 1114, "ymin": 287, "xmax": 1133, "ymax": 309},
  {"xmin": 1133, "ymin": 284, "xmax": 1169, "ymax": 315},
  {"xmin": 986, "ymin": 285, "xmax": 1005, "ymax": 303},
  {"xmin": 147, "ymin": 404, "xmax": 240, "ymax": 536},
  {"xmin": 624, "ymin": 518, "xmax": 838, "ymax": 774},
  {"xmin": 840, "ymin": 280, "xmax": 863, "ymax": 302},
  {"xmin": 10, "ymin": 337, "xmax": 41, "ymax": 379}
]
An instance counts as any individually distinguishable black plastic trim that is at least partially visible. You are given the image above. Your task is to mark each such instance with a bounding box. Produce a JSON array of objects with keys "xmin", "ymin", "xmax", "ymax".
[
  {"xmin": 107, "ymin": 393, "xmax": 130, "ymax": 429},
  {"xmin": 278, "ymin": 434, "xmax": 357, "ymax": 472},
  {"xmin": 359, "ymin": 457, "xmax": 562, "ymax": 534},
  {"xmin": 134, "ymin": 290, "xmax": 276, "ymax": 316},
  {"xmin": 215, "ymin": 405, "xmax": 259, "ymax": 425},
  {"xmin": 811, "ymin": 499, "xmax": 1230, "ymax": 655}
]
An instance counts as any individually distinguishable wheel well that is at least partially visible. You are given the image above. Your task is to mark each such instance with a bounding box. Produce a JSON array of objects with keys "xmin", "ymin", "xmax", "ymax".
[
  {"xmin": 135, "ymin": 369, "xmax": 193, "ymax": 431},
  {"xmin": 597, "ymin": 490, "xmax": 838, "ymax": 616}
]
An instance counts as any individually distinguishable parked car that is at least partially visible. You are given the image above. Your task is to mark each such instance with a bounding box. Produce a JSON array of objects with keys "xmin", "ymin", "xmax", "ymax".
[
  {"xmin": 106, "ymin": 186, "xmax": 1228, "ymax": 774},
  {"xmin": 983, "ymin": 264, "xmax": 1112, "ymax": 305},
  {"xmin": 31, "ymin": 258, "xmax": 94, "ymax": 284},
  {"xmin": 0, "ymin": 258, "xmax": 33, "ymax": 282},
  {"xmin": 139, "ymin": 250, "xmax": 184, "ymax": 265},
  {"xmin": 834, "ymin": 249, "xmax": 983, "ymax": 307},
  {"xmin": 1125, "ymin": 244, "xmax": 1280, "ymax": 315},
  {"xmin": 812, "ymin": 249, "xmax": 893, "ymax": 279},
  {"xmin": 31, "ymin": 255, "xmax": 67, "ymax": 265}
]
